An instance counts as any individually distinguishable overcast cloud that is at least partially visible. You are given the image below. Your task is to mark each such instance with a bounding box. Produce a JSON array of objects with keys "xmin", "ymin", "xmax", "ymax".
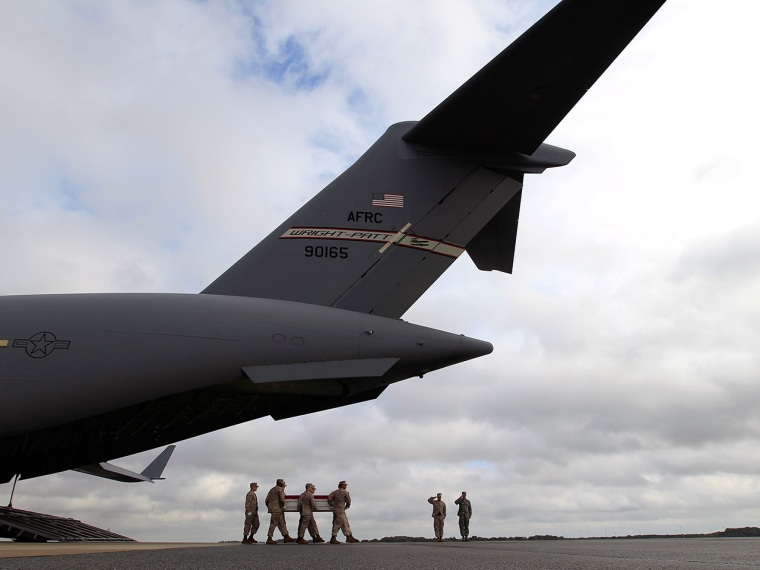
[{"xmin": 2, "ymin": 0, "xmax": 760, "ymax": 542}]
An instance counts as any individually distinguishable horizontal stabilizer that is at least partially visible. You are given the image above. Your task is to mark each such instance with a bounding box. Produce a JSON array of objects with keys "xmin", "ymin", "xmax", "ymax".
[
  {"xmin": 73, "ymin": 445, "xmax": 176, "ymax": 483},
  {"xmin": 403, "ymin": 0, "xmax": 667, "ymax": 154}
]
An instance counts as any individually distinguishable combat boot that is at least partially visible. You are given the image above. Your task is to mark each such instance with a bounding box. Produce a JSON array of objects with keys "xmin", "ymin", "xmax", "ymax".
[
  {"xmin": 266, "ymin": 537, "xmax": 277, "ymax": 545},
  {"xmin": 330, "ymin": 536, "xmax": 341, "ymax": 544},
  {"xmin": 242, "ymin": 534, "xmax": 248, "ymax": 544},
  {"xmin": 284, "ymin": 535, "xmax": 296, "ymax": 543},
  {"xmin": 249, "ymin": 537, "xmax": 258, "ymax": 543},
  {"xmin": 346, "ymin": 535, "xmax": 359, "ymax": 543},
  {"xmin": 313, "ymin": 536, "xmax": 325, "ymax": 543},
  {"xmin": 297, "ymin": 537, "xmax": 309, "ymax": 544}
]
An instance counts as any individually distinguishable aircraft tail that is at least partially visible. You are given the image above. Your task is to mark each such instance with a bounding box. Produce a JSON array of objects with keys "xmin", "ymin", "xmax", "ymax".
[{"xmin": 202, "ymin": 0, "xmax": 666, "ymax": 319}]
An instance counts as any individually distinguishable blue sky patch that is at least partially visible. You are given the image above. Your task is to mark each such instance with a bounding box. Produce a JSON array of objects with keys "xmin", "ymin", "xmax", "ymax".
[
  {"xmin": 235, "ymin": 13, "xmax": 329, "ymax": 91},
  {"xmin": 57, "ymin": 178, "xmax": 95, "ymax": 215},
  {"xmin": 466, "ymin": 460, "xmax": 497, "ymax": 471}
]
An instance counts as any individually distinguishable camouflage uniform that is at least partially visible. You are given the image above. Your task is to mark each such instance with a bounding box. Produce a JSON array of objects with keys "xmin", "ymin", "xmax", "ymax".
[
  {"xmin": 265, "ymin": 480, "xmax": 291, "ymax": 542},
  {"xmin": 428, "ymin": 495, "xmax": 446, "ymax": 541},
  {"xmin": 243, "ymin": 483, "xmax": 259, "ymax": 542},
  {"xmin": 454, "ymin": 494, "xmax": 472, "ymax": 541},
  {"xmin": 327, "ymin": 481, "xmax": 358, "ymax": 543},
  {"xmin": 297, "ymin": 485, "xmax": 322, "ymax": 543}
]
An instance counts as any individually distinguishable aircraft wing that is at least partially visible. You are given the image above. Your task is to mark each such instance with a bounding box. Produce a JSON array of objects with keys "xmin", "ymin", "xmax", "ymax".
[
  {"xmin": 73, "ymin": 445, "xmax": 176, "ymax": 483},
  {"xmin": 403, "ymin": 0, "xmax": 666, "ymax": 154}
]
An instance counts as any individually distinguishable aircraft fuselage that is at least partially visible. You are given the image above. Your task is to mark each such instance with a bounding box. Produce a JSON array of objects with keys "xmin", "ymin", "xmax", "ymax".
[
  {"xmin": 0, "ymin": 0, "xmax": 669, "ymax": 483},
  {"xmin": 0, "ymin": 293, "xmax": 491, "ymax": 438}
]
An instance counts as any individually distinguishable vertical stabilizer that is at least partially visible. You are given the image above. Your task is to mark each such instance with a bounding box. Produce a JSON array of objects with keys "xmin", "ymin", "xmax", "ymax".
[
  {"xmin": 203, "ymin": 123, "xmax": 525, "ymax": 318},
  {"xmin": 202, "ymin": 0, "xmax": 667, "ymax": 318}
]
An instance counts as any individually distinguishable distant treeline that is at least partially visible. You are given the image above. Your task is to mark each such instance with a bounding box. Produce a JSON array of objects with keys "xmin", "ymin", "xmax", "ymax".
[
  {"xmin": 712, "ymin": 527, "xmax": 760, "ymax": 537},
  {"xmin": 600, "ymin": 527, "xmax": 760, "ymax": 540},
  {"xmin": 370, "ymin": 527, "xmax": 760, "ymax": 543}
]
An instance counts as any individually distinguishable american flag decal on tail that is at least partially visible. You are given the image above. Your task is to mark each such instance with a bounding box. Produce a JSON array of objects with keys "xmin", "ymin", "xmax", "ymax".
[{"xmin": 371, "ymin": 193, "xmax": 404, "ymax": 208}]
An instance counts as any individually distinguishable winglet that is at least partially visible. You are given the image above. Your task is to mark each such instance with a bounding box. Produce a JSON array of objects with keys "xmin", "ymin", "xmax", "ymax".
[
  {"xmin": 73, "ymin": 445, "xmax": 176, "ymax": 483},
  {"xmin": 139, "ymin": 444, "xmax": 176, "ymax": 481}
]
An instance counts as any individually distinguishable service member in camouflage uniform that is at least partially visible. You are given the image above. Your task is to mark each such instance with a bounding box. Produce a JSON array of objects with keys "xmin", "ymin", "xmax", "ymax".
[
  {"xmin": 265, "ymin": 478, "xmax": 295, "ymax": 545},
  {"xmin": 428, "ymin": 493, "xmax": 446, "ymax": 541},
  {"xmin": 327, "ymin": 480, "xmax": 358, "ymax": 544},
  {"xmin": 454, "ymin": 491, "xmax": 472, "ymax": 541},
  {"xmin": 297, "ymin": 483, "xmax": 324, "ymax": 544},
  {"xmin": 242, "ymin": 481, "xmax": 260, "ymax": 543}
]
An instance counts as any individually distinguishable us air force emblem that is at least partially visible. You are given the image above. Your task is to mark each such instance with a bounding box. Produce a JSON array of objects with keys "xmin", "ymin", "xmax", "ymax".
[{"xmin": 12, "ymin": 332, "xmax": 71, "ymax": 359}]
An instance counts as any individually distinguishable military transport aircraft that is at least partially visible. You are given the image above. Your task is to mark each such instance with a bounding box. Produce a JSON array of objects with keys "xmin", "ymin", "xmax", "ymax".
[{"xmin": 0, "ymin": 0, "xmax": 667, "ymax": 484}]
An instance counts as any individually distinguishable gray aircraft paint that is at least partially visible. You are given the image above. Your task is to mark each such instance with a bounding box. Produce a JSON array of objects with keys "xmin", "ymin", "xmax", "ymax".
[{"xmin": 0, "ymin": 0, "xmax": 667, "ymax": 483}]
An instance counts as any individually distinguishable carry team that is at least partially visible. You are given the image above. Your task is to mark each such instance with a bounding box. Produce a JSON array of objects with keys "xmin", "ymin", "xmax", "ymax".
[{"xmin": 243, "ymin": 480, "xmax": 473, "ymax": 544}]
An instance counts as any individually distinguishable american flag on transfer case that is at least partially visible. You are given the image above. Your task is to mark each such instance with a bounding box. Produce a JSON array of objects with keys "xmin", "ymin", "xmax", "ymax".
[{"xmin": 371, "ymin": 193, "xmax": 404, "ymax": 208}]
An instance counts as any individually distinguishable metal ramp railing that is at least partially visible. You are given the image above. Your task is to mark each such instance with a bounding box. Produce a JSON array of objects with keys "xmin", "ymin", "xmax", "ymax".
[{"xmin": 0, "ymin": 506, "xmax": 134, "ymax": 542}]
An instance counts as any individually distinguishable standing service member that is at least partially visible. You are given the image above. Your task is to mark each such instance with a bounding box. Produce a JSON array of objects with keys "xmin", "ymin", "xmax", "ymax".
[
  {"xmin": 265, "ymin": 478, "xmax": 295, "ymax": 545},
  {"xmin": 243, "ymin": 481, "xmax": 259, "ymax": 543},
  {"xmin": 327, "ymin": 480, "xmax": 359, "ymax": 543},
  {"xmin": 297, "ymin": 483, "xmax": 325, "ymax": 544},
  {"xmin": 454, "ymin": 491, "xmax": 472, "ymax": 541},
  {"xmin": 428, "ymin": 493, "xmax": 446, "ymax": 542}
]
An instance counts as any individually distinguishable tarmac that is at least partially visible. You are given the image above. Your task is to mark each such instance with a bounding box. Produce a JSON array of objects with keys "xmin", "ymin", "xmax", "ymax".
[{"xmin": 1, "ymin": 538, "xmax": 760, "ymax": 569}]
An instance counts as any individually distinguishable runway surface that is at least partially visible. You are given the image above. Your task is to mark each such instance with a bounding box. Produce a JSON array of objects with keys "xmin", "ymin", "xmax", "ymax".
[{"xmin": 2, "ymin": 538, "xmax": 760, "ymax": 569}]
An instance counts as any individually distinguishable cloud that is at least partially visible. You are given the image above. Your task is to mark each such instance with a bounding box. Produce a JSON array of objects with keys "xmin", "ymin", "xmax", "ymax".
[{"xmin": 3, "ymin": 0, "xmax": 760, "ymax": 544}]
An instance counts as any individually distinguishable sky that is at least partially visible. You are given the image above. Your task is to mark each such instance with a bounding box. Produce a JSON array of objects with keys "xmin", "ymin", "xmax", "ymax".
[{"xmin": 2, "ymin": 0, "xmax": 760, "ymax": 543}]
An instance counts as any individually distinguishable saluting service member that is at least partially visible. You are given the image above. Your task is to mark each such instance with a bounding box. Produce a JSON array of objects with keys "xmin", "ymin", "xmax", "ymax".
[
  {"xmin": 428, "ymin": 493, "xmax": 446, "ymax": 542},
  {"xmin": 327, "ymin": 480, "xmax": 359, "ymax": 543},
  {"xmin": 454, "ymin": 491, "xmax": 472, "ymax": 541},
  {"xmin": 243, "ymin": 481, "xmax": 260, "ymax": 543}
]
